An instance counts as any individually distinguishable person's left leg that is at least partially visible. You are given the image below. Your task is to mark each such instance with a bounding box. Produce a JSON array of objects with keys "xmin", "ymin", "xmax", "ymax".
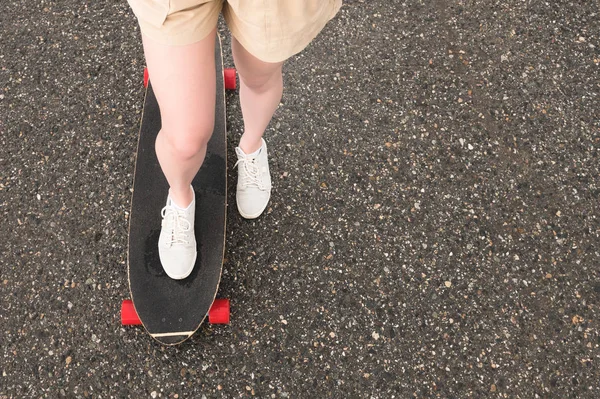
[
  {"xmin": 224, "ymin": 0, "xmax": 342, "ymax": 219},
  {"xmin": 232, "ymin": 37, "xmax": 284, "ymax": 154},
  {"xmin": 231, "ymin": 37, "xmax": 283, "ymax": 219}
]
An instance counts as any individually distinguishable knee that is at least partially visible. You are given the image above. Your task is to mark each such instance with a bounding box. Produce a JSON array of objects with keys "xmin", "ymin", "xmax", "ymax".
[
  {"xmin": 239, "ymin": 67, "xmax": 283, "ymax": 94},
  {"xmin": 161, "ymin": 118, "xmax": 214, "ymax": 160}
]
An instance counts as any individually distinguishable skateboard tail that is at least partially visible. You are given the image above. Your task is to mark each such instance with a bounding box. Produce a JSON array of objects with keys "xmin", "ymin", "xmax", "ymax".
[{"xmin": 151, "ymin": 332, "xmax": 194, "ymax": 345}]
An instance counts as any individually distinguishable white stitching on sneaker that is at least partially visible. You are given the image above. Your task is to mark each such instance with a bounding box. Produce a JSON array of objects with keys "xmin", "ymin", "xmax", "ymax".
[
  {"xmin": 234, "ymin": 153, "xmax": 266, "ymax": 190},
  {"xmin": 160, "ymin": 205, "xmax": 191, "ymax": 247}
]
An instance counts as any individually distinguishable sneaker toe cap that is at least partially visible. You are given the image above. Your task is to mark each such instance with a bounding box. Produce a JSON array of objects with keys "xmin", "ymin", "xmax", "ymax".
[
  {"xmin": 159, "ymin": 247, "xmax": 196, "ymax": 279},
  {"xmin": 237, "ymin": 191, "xmax": 270, "ymax": 219}
]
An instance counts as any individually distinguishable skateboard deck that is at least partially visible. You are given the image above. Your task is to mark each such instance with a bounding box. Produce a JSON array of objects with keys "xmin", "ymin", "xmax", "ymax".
[{"xmin": 122, "ymin": 34, "xmax": 233, "ymax": 345}]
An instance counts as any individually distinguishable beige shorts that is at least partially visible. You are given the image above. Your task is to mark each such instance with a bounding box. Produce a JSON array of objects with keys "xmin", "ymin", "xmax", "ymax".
[{"xmin": 127, "ymin": 0, "xmax": 342, "ymax": 63}]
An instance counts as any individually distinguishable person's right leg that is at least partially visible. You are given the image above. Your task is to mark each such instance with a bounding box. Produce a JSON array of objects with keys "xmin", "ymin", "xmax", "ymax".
[
  {"xmin": 141, "ymin": 28, "xmax": 217, "ymax": 279},
  {"xmin": 142, "ymin": 29, "xmax": 217, "ymax": 208}
]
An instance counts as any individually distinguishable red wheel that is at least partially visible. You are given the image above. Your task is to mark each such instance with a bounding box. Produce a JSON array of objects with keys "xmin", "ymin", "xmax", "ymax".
[
  {"xmin": 224, "ymin": 68, "xmax": 236, "ymax": 90},
  {"xmin": 208, "ymin": 299, "xmax": 230, "ymax": 324},
  {"xmin": 143, "ymin": 67, "xmax": 149, "ymax": 88},
  {"xmin": 121, "ymin": 299, "xmax": 142, "ymax": 325}
]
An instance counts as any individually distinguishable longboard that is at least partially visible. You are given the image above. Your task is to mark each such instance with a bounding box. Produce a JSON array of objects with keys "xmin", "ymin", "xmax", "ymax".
[{"xmin": 121, "ymin": 34, "xmax": 236, "ymax": 345}]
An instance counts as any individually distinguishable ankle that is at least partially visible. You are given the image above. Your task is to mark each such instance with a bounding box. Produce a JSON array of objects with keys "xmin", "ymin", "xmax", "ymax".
[
  {"xmin": 238, "ymin": 136, "xmax": 263, "ymax": 155},
  {"xmin": 169, "ymin": 186, "xmax": 194, "ymax": 209}
]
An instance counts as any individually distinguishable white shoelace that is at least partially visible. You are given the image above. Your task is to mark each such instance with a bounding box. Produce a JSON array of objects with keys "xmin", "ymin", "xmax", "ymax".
[
  {"xmin": 235, "ymin": 154, "xmax": 265, "ymax": 190},
  {"xmin": 160, "ymin": 206, "xmax": 191, "ymax": 247}
]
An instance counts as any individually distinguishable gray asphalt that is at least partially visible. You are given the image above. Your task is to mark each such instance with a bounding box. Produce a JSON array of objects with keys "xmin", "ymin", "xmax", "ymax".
[{"xmin": 1, "ymin": 0, "xmax": 599, "ymax": 398}]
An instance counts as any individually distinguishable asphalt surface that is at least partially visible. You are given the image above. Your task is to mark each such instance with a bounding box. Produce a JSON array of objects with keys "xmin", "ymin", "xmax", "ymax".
[{"xmin": 1, "ymin": 0, "xmax": 599, "ymax": 398}]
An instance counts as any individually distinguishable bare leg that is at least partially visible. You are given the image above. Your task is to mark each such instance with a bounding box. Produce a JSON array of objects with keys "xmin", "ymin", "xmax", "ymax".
[
  {"xmin": 142, "ymin": 28, "xmax": 217, "ymax": 207},
  {"xmin": 231, "ymin": 36, "xmax": 284, "ymax": 153}
]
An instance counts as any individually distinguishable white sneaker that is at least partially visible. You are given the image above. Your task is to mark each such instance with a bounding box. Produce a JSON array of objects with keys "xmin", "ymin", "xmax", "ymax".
[
  {"xmin": 235, "ymin": 138, "xmax": 272, "ymax": 219},
  {"xmin": 158, "ymin": 187, "xmax": 197, "ymax": 280}
]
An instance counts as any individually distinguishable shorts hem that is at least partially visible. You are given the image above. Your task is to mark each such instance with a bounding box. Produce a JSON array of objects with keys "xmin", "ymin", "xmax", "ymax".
[
  {"xmin": 139, "ymin": 23, "xmax": 215, "ymax": 46},
  {"xmin": 223, "ymin": 1, "xmax": 342, "ymax": 63}
]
